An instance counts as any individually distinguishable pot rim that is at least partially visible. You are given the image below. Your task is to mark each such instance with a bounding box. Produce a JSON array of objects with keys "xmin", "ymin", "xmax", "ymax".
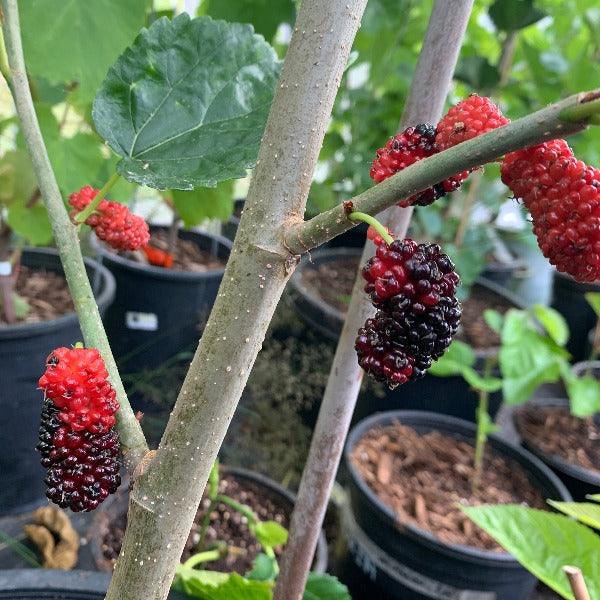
[
  {"xmin": 0, "ymin": 247, "xmax": 115, "ymax": 340},
  {"xmin": 513, "ymin": 397, "xmax": 600, "ymax": 485},
  {"xmin": 289, "ymin": 246, "xmax": 363, "ymax": 324},
  {"xmin": 345, "ymin": 410, "xmax": 571, "ymax": 567},
  {"xmin": 89, "ymin": 227, "xmax": 232, "ymax": 282},
  {"xmin": 0, "ymin": 568, "xmax": 188, "ymax": 598}
]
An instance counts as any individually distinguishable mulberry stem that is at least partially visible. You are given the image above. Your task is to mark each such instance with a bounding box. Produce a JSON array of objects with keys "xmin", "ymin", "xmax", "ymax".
[
  {"xmin": 74, "ymin": 172, "xmax": 121, "ymax": 223},
  {"xmin": 348, "ymin": 211, "xmax": 394, "ymax": 244}
]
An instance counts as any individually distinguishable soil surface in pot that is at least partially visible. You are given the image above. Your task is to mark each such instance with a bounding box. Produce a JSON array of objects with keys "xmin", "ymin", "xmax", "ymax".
[
  {"xmin": 113, "ymin": 230, "xmax": 225, "ymax": 272},
  {"xmin": 0, "ymin": 266, "xmax": 73, "ymax": 325},
  {"xmin": 457, "ymin": 284, "xmax": 515, "ymax": 349},
  {"xmin": 350, "ymin": 420, "xmax": 546, "ymax": 551},
  {"xmin": 300, "ymin": 255, "xmax": 358, "ymax": 312},
  {"xmin": 101, "ymin": 473, "xmax": 290, "ymax": 574},
  {"xmin": 517, "ymin": 406, "xmax": 599, "ymax": 473}
]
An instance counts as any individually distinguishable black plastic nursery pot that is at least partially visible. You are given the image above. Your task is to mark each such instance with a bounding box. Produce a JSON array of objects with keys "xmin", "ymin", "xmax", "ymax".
[
  {"xmin": 89, "ymin": 466, "xmax": 328, "ymax": 575},
  {"xmin": 514, "ymin": 396, "xmax": 600, "ymax": 501},
  {"xmin": 91, "ymin": 227, "xmax": 232, "ymax": 373},
  {"xmin": 0, "ymin": 248, "xmax": 115, "ymax": 517},
  {"xmin": 324, "ymin": 221, "xmax": 368, "ymax": 249},
  {"xmin": 0, "ymin": 569, "xmax": 188, "ymax": 599},
  {"xmin": 221, "ymin": 198, "xmax": 246, "ymax": 241},
  {"xmin": 550, "ymin": 270, "xmax": 600, "ymax": 362},
  {"xmin": 481, "ymin": 256, "xmax": 528, "ymax": 287},
  {"xmin": 342, "ymin": 411, "xmax": 571, "ymax": 600},
  {"xmin": 290, "ymin": 246, "xmax": 362, "ymax": 343}
]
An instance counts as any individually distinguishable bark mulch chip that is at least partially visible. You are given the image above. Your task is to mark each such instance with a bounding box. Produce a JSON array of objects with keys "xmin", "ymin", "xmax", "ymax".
[
  {"xmin": 0, "ymin": 266, "xmax": 74, "ymax": 325},
  {"xmin": 517, "ymin": 405, "xmax": 599, "ymax": 473},
  {"xmin": 350, "ymin": 420, "xmax": 546, "ymax": 552}
]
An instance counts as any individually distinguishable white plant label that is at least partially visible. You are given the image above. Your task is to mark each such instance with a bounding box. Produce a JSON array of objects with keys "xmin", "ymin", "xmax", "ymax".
[
  {"xmin": 0, "ymin": 262, "xmax": 12, "ymax": 276},
  {"xmin": 126, "ymin": 311, "xmax": 158, "ymax": 331}
]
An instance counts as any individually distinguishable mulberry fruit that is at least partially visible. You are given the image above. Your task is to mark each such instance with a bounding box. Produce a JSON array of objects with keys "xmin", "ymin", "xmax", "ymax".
[
  {"xmin": 435, "ymin": 95, "xmax": 509, "ymax": 152},
  {"xmin": 38, "ymin": 401, "xmax": 121, "ymax": 512},
  {"xmin": 38, "ymin": 347, "xmax": 121, "ymax": 511},
  {"xmin": 39, "ymin": 347, "xmax": 119, "ymax": 434},
  {"xmin": 69, "ymin": 186, "xmax": 149, "ymax": 251},
  {"xmin": 501, "ymin": 140, "xmax": 600, "ymax": 282},
  {"xmin": 370, "ymin": 124, "xmax": 468, "ymax": 207},
  {"xmin": 356, "ymin": 239, "xmax": 461, "ymax": 387}
]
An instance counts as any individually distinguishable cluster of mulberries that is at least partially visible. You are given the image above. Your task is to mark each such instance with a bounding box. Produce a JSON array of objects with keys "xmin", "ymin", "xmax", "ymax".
[
  {"xmin": 501, "ymin": 139, "xmax": 600, "ymax": 282},
  {"xmin": 370, "ymin": 96, "xmax": 508, "ymax": 208},
  {"xmin": 370, "ymin": 124, "xmax": 468, "ymax": 207},
  {"xmin": 69, "ymin": 186, "xmax": 150, "ymax": 251},
  {"xmin": 355, "ymin": 236, "xmax": 461, "ymax": 388},
  {"xmin": 37, "ymin": 347, "xmax": 121, "ymax": 512}
]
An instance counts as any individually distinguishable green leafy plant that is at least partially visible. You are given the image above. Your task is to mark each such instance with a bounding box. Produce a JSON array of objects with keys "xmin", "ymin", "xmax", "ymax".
[
  {"xmin": 171, "ymin": 461, "xmax": 350, "ymax": 600},
  {"xmin": 463, "ymin": 494, "xmax": 600, "ymax": 599},
  {"xmin": 429, "ymin": 305, "xmax": 600, "ymax": 488}
]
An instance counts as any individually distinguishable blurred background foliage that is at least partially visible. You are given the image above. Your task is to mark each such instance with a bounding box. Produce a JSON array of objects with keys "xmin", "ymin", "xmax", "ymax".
[{"xmin": 0, "ymin": 0, "xmax": 598, "ymax": 287}]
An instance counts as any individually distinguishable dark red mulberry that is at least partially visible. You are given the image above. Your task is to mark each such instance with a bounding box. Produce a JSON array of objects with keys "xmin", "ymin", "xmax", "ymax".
[
  {"xmin": 37, "ymin": 400, "xmax": 121, "ymax": 512},
  {"xmin": 356, "ymin": 239, "xmax": 461, "ymax": 388},
  {"xmin": 435, "ymin": 95, "xmax": 509, "ymax": 152},
  {"xmin": 69, "ymin": 186, "xmax": 150, "ymax": 251},
  {"xmin": 370, "ymin": 124, "xmax": 468, "ymax": 207},
  {"xmin": 501, "ymin": 140, "xmax": 600, "ymax": 282},
  {"xmin": 38, "ymin": 347, "xmax": 121, "ymax": 511}
]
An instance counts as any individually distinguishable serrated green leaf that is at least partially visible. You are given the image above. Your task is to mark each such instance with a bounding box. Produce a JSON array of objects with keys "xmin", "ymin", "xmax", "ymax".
[
  {"xmin": 199, "ymin": 0, "xmax": 295, "ymax": 41},
  {"xmin": 302, "ymin": 573, "xmax": 351, "ymax": 600},
  {"xmin": 429, "ymin": 340, "xmax": 476, "ymax": 376},
  {"xmin": 0, "ymin": 150, "xmax": 37, "ymax": 207},
  {"xmin": 461, "ymin": 368, "xmax": 503, "ymax": 393},
  {"xmin": 463, "ymin": 505, "xmax": 600, "ymax": 600},
  {"xmin": 564, "ymin": 373, "xmax": 600, "ymax": 417},
  {"xmin": 12, "ymin": 293, "xmax": 31, "ymax": 319},
  {"xmin": 547, "ymin": 501, "xmax": 600, "ymax": 530},
  {"xmin": 483, "ymin": 309, "xmax": 503, "ymax": 334},
  {"xmin": 455, "ymin": 56, "xmax": 500, "ymax": 90},
  {"xmin": 171, "ymin": 181, "xmax": 235, "ymax": 227},
  {"xmin": 173, "ymin": 570, "xmax": 272, "ymax": 600},
  {"xmin": 499, "ymin": 310, "xmax": 564, "ymax": 405},
  {"xmin": 489, "ymin": 0, "xmax": 546, "ymax": 32},
  {"xmin": 6, "ymin": 203, "xmax": 53, "ymax": 246},
  {"xmin": 532, "ymin": 304, "xmax": 569, "ymax": 346},
  {"xmin": 17, "ymin": 104, "xmax": 107, "ymax": 196},
  {"xmin": 247, "ymin": 553, "xmax": 278, "ymax": 581},
  {"xmin": 93, "ymin": 14, "xmax": 280, "ymax": 190},
  {"xmin": 0, "ymin": 292, "xmax": 31, "ymax": 320},
  {"xmin": 585, "ymin": 292, "xmax": 600, "ymax": 319},
  {"xmin": 251, "ymin": 520, "xmax": 288, "ymax": 548},
  {"xmin": 20, "ymin": 0, "xmax": 147, "ymax": 104}
]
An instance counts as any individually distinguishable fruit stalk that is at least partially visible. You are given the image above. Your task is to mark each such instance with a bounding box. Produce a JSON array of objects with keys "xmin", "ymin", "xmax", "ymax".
[
  {"xmin": 0, "ymin": 0, "xmax": 148, "ymax": 468},
  {"xmin": 274, "ymin": 2, "xmax": 474, "ymax": 598},
  {"xmin": 73, "ymin": 172, "xmax": 120, "ymax": 224}
]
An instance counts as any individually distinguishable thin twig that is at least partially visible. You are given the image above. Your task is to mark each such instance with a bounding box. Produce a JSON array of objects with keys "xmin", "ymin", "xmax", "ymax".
[
  {"xmin": 1, "ymin": 0, "xmax": 148, "ymax": 467},
  {"xmin": 563, "ymin": 565, "xmax": 591, "ymax": 600}
]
